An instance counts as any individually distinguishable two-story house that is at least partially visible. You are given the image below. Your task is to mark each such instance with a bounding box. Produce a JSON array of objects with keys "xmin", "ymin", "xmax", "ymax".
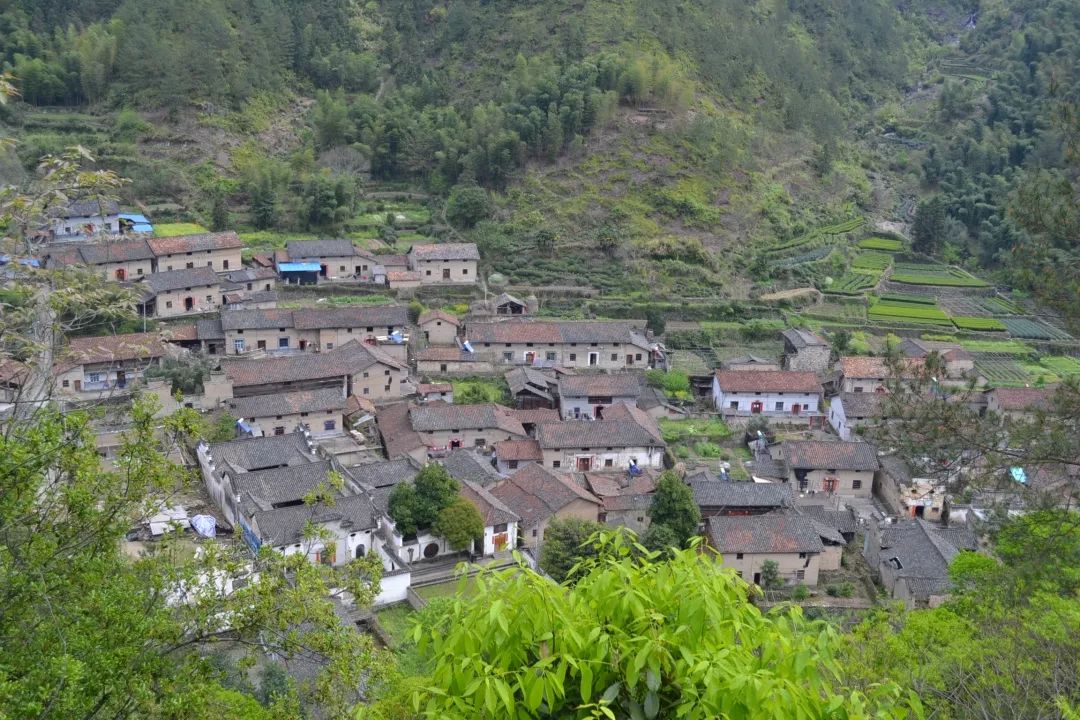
[
  {"xmin": 45, "ymin": 238, "xmax": 156, "ymax": 280},
  {"xmin": 838, "ymin": 356, "xmax": 924, "ymax": 394},
  {"xmin": 222, "ymin": 305, "xmax": 409, "ymax": 360},
  {"xmin": 417, "ymin": 309, "xmax": 460, "ymax": 345},
  {"xmin": 464, "ymin": 320, "xmax": 659, "ymax": 370},
  {"xmin": 48, "ymin": 199, "xmax": 121, "ymax": 240},
  {"xmin": 53, "ymin": 332, "xmax": 170, "ymax": 399},
  {"xmin": 409, "ymin": 402, "xmax": 528, "ymax": 455},
  {"xmin": 866, "ymin": 518, "xmax": 978, "ymax": 607},
  {"xmin": 773, "ymin": 439, "xmax": 879, "ymax": 498},
  {"xmin": 228, "ymin": 387, "xmax": 348, "ymax": 438},
  {"xmin": 557, "ymin": 372, "xmax": 642, "ymax": 420},
  {"xmin": 282, "ymin": 239, "xmax": 376, "ymax": 282},
  {"xmin": 712, "ymin": 370, "xmax": 822, "ymax": 416},
  {"xmin": 534, "ymin": 405, "xmax": 665, "ymax": 472},
  {"xmin": 706, "ymin": 510, "xmax": 825, "ymax": 586},
  {"xmin": 147, "ymin": 231, "xmax": 242, "ymax": 272},
  {"xmin": 141, "ymin": 266, "xmax": 221, "ymax": 318},
  {"xmin": 490, "ymin": 464, "xmax": 601, "ymax": 549},
  {"xmin": 781, "ymin": 329, "xmax": 831, "ymax": 373},
  {"xmin": 407, "ymin": 243, "xmax": 479, "ymax": 284},
  {"xmin": 828, "ymin": 392, "xmax": 888, "ymax": 440}
]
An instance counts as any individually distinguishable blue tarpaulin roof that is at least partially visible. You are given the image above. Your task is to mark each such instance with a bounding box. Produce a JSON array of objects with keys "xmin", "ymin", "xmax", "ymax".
[
  {"xmin": 1010, "ymin": 467, "xmax": 1028, "ymax": 485},
  {"xmin": 278, "ymin": 262, "xmax": 321, "ymax": 272},
  {"xmin": 119, "ymin": 213, "xmax": 153, "ymax": 233}
]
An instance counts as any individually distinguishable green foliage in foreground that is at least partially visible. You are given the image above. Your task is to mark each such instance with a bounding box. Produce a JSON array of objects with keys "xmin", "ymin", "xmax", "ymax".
[{"xmin": 405, "ymin": 535, "xmax": 916, "ymax": 719}]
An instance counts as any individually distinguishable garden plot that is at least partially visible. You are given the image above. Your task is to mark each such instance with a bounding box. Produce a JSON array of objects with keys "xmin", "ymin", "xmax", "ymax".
[
  {"xmin": 826, "ymin": 272, "xmax": 878, "ymax": 296},
  {"xmin": 952, "ymin": 316, "xmax": 1006, "ymax": 331},
  {"xmin": 1000, "ymin": 318, "xmax": 1073, "ymax": 341},
  {"xmin": 851, "ymin": 251, "xmax": 893, "ymax": 273},
  {"xmin": 858, "ymin": 237, "xmax": 904, "ymax": 251},
  {"xmin": 802, "ymin": 301, "xmax": 866, "ymax": 322},
  {"xmin": 938, "ymin": 296, "xmax": 995, "ymax": 317},
  {"xmin": 1040, "ymin": 356, "xmax": 1080, "ymax": 377},
  {"xmin": 867, "ymin": 298, "xmax": 952, "ymax": 326},
  {"xmin": 890, "ymin": 263, "xmax": 989, "ymax": 287},
  {"xmin": 974, "ymin": 353, "xmax": 1035, "ymax": 386}
]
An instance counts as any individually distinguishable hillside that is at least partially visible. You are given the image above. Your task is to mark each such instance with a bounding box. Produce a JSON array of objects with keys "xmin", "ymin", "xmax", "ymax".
[{"xmin": 1, "ymin": 0, "xmax": 1077, "ymax": 322}]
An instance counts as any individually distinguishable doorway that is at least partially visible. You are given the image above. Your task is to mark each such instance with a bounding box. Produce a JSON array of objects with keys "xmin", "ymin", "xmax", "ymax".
[
  {"xmin": 576, "ymin": 457, "xmax": 592, "ymax": 471},
  {"xmin": 115, "ymin": 268, "xmax": 126, "ymax": 280},
  {"xmin": 319, "ymin": 264, "xmax": 328, "ymax": 278},
  {"xmin": 753, "ymin": 572, "xmax": 761, "ymax": 585},
  {"xmin": 442, "ymin": 268, "xmax": 451, "ymax": 280},
  {"xmin": 116, "ymin": 370, "xmax": 126, "ymax": 389},
  {"xmin": 750, "ymin": 400, "xmax": 763, "ymax": 414},
  {"xmin": 183, "ymin": 296, "xmax": 194, "ymax": 312},
  {"xmin": 791, "ymin": 403, "xmax": 801, "ymax": 415}
]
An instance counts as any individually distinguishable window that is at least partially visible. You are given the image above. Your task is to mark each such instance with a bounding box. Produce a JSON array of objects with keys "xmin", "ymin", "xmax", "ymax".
[
  {"xmin": 186, "ymin": 262, "xmax": 194, "ymax": 269},
  {"xmin": 604, "ymin": 458, "xmax": 613, "ymax": 467},
  {"xmin": 729, "ymin": 401, "xmax": 739, "ymax": 409},
  {"xmin": 854, "ymin": 386, "xmax": 864, "ymax": 393},
  {"xmin": 363, "ymin": 372, "xmax": 369, "ymax": 378},
  {"xmin": 275, "ymin": 415, "xmax": 283, "ymax": 420},
  {"xmin": 257, "ymin": 340, "xmax": 266, "ymax": 350},
  {"xmin": 440, "ymin": 364, "xmax": 448, "ymax": 372},
  {"xmin": 340, "ymin": 265, "xmax": 346, "ymax": 272},
  {"xmin": 324, "ymin": 420, "xmax": 336, "ymax": 431},
  {"xmin": 384, "ymin": 369, "xmax": 390, "ymax": 375},
  {"xmin": 508, "ymin": 460, "xmax": 519, "ymax": 470},
  {"xmin": 852, "ymin": 479, "xmax": 863, "ymax": 489},
  {"xmin": 774, "ymin": 401, "xmax": 784, "ymax": 411},
  {"xmin": 87, "ymin": 373, "xmax": 102, "ymax": 384},
  {"xmin": 736, "ymin": 553, "xmax": 743, "ymax": 560},
  {"xmin": 384, "ymin": 385, "xmax": 391, "ymax": 392},
  {"xmin": 503, "ymin": 352, "xmax": 513, "ymax": 362},
  {"xmin": 611, "ymin": 353, "xmax": 618, "ymax": 361},
  {"xmin": 206, "ymin": 295, "xmax": 213, "ymax": 304},
  {"xmin": 165, "ymin": 301, "xmax": 173, "ymax": 309},
  {"xmin": 493, "ymin": 523, "xmax": 508, "ymax": 533},
  {"xmin": 569, "ymin": 353, "xmax": 577, "ymax": 361},
  {"xmin": 326, "ymin": 343, "xmax": 333, "ymax": 350},
  {"xmin": 207, "ymin": 261, "xmax": 213, "ymax": 267},
  {"xmin": 636, "ymin": 353, "xmax": 642, "ymax": 361},
  {"xmin": 273, "ymin": 426, "xmax": 285, "ymax": 435},
  {"xmin": 552, "ymin": 461, "xmax": 561, "ymax": 468},
  {"xmin": 799, "ymin": 552, "xmax": 807, "ymax": 559},
  {"xmin": 223, "ymin": 259, "xmax": 229, "ymax": 269},
  {"xmin": 531, "ymin": 528, "xmax": 537, "ymax": 537},
  {"xmin": 546, "ymin": 351, "xmax": 557, "ymax": 361},
  {"xmin": 137, "ymin": 268, "xmax": 143, "ymax": 275},
  {"xmin": 278, "ymin": 337, "xmax": 289, "ymax": 348},
  {"xmin": 301, "ymin": 412, "xmax": 309, "ymax": 417},
  {"xmin": 62, "ymin": 379, "xmax": 69, "ymax": 388},
  {"xmin": 795, "ymin": 570, "xmax": 805, "ymax": 580},
  {"xmin": 637, "ymin": 516, "xmax": 644, "ymax": 522},
  {"xmin": 425, "ymin": 270, "xmax": 432, "ymax": 276},
  {"xmin": 234, "ymin": 339, "xmax": 245, "ymax": 352},
  {"xmin": 363, "ymin": 387, "xmax": 370, "ymax": 395}
]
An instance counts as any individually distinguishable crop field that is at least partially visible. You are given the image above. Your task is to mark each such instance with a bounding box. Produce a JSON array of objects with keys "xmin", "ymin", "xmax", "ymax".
[
  {"xmin": 1040, "ymin": 356, "xmax": 1080, "ymax": 376},
  {"xmin": 952, "ymin": 316, "xmax": 1007, "ymax": 331},
  {"xmin": 974, "ymin": 354, "xmax": 1034, "ymax": 385},
  {"xmin": 890, "ymin": 263, "xmax": 990, "ymax": 287},
  {"xmin": 878, "ymin": 292, "xmax": 936, "ymax": 305},
  {"xmin": 764, "ymin": 218, "xmax": 865, "ymax": 262},
  {"xmin": 851, "ymin": 251, "xmax": 893, "ymax": 273},
  {"xmin": 867, "ymin": 299, "xmax": 952, "ymax": 326},
  {"xmin": 827, "ymin": 272, "xmax": 878, "ymax": 295},
  {"xmin": 802, "ymin": 301, "xmax": 866, "ymax": 322},
  {"xmin": 858, "ymin": 237, "xmax": 904, "ymax": 251},
  {"xmin": 979, "ymin": 297, "xmax": 1023, "ymax": 314},
  {"xmin": 1000, "ymin": 318, "xmax": 1073, "ymax": 341},
  {"xmin": 153, "ymin": 222, "xmax": 208, "ymax": 237},
  {"xmin": 959, "ymin": 339, "xmax": 1035, "ymax": 354}
]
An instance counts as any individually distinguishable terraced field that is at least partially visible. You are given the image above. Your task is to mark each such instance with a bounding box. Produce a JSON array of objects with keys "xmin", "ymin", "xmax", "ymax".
[
  {"xmin": 851, "ymin": 251, "xmax": 893, "ymax": 273},
  {"xmin": 952, "ymin": 316, "xmax": 1007, "ymax": 331},
  {"xmin": 1000, "ymin": 318, "xmax": 1074, "ymax": 341},
  {"xmin": 867, "ymin": 298, "xmax": 952, "ymax": 326},
  {"xmin": 827, "ymin": 273, "xmax": 878, "ymax": 295},
  {"xmin": 890, "ymin": 263, "xmax": 989, "ymax": 287},
  {"xmin": 857, "ymin": 237, "xmax": 904, "ymax": 251},
  {"xmin": 974, "ymin": 354, "xmax": 1035, "ymax": 385}
]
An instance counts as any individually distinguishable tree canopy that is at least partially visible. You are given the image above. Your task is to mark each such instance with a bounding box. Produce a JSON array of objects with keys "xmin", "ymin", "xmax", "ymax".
[{"xmin": 388, "ymin": 463, "xmax": 460, "ymax": 538}]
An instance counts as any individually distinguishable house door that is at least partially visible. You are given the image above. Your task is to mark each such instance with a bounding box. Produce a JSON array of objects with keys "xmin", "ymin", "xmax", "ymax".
[
  {"xmin": 116, "ymin": 371, "xmax": 126, "ymax": 389},
  {"xmin": 299, "ymin": 340, "xmax": 308, "ymax": 350},
  {"xmin": 442, "ymin": 268, "xmax": 451, "ymax": 280},
  {"xmin": 588, "ymin": 352, "xmax": 599, "ymax": 366},
  {"xmin": 576, "ymin": 457, "xmax": 592, "ymax": 471},
  {"xmin": 450, "ymin": 439, "xmax": 462, "ymax": 449},
  {"xmin": 750, "ymin": 401, "xmax": 763, "ymax": 414},
  {"xmin": 184, "ymin": 297, "xmax": 194, "ymax": 311},
  {"xmin": 73, "ymin": 379, "xmax": 82, "ymax": 391},
  {"xmin": 319, "ymin": 264, "xmax": 328, "ymax": 278},
  {"xmin": 115, "ymin": 268, "xmax": 126, "ymax": 280},
  {"xmin": 753, "ymin": 572, "xmax": 761, "ymax": 585},
  {"xmin": 594, "ymin": 406, "xmax": 604, "ymax": 420},
  {"xmin": 791, "ymin": 403, "xmax": 801, "ymax": 415},
  {"xmin": 524, "ymin": 351, "xmax": 536, "ymax": 364},
  {"xmin": 626, "ymin": 354, "xmax": 634, "ymax": 366}
]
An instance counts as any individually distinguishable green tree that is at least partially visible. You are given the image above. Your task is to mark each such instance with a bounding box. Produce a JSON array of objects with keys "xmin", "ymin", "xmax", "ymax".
[
  {"xmin": 912, "ymin": 195, "xmax": 947, "ymax": 256},
  {"xmin": 388, "ymin": 463, "xmax": 461, "ymax": 537},
  {"xmin": 313, "ymin": 91, "xmax": 350, "ymax": 149},
  {"xmin": 210, "ymin": 191, "xmax": 229, "ymax": 231},
  {"xmin": 647, "ymin": 470, "xmax": 701, "ymax": 546},
  {"xmin": 538, "ymin": 517, "xmax": 605, "ymax": 583},
  {"xmin": 830, "ymin": 329, "xmax": 852, "ymax": 358},
  {"xmin": 759, "ymin": 559, "xmax": 781, "ymax": 588},
  {"xmin": 445, "ymin": 184, "xmax": 491, "ymax": 229},
  {"xmin": 433, "ymin": 497, "xmax": 484, "ymax": 551},
  {"xmin": 251, "ymin": 173, "xmax": 279, "ymax": 230},
  {"xmin": 409, "ymin": 534, "xmax": 914, "ymax": 719},
  {"xmin": 644, "ymin": 306, "xmax": 666, "ymax": 336},
  {"xmin": 642, "ymin": 522, "xmax": 679, "ymax": 558}
]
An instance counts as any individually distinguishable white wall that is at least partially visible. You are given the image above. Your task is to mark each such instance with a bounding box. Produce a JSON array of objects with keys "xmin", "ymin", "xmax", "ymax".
[
  {"xmin": 712, "ymin": 379, "xmax": 820, "ymax": 415},
  {"xmin": 541, "ymin": 446, "xmax": 663, "ymax": 471},
  {"xmin": 828, "ymin": 400, "xmax": 850, "ymax": 440},
  {"xmin": 374, "ymin": 572, "xmax": 412, "ymax": 606},
  {"xmin": 560, "ymin": 395, "xmax": 636, "ymax": 420}
]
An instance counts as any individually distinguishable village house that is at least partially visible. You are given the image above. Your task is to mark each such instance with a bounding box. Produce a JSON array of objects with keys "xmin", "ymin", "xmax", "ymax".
[
  {"xmin": 490, "ymin": 464, "xmax": 601, "ymax": 549},
  {"xmin": 828, "ymin": 392, "xmax": 888, "ymax": 441},
  {"xmin": 281, "ymin": 239, "xmax": 376, "ymax": 282},
  {"xmin": 585, "ymin": 470, "xmax": 657, "ymax": 535},
  {"xmin": 723, "ymin": 354, "xmax": 781, "ymax": 372},
  {"xmin": 141, "ymin": 266, "xmax": 221, "ymax": 318},
  {"xmin": 557, "ymin": 372, "xmax": 642, "ymax": 420},
  {"xmin": 387, "ymin": 270, "xmax": 422, "ymax": 289},
  {"xmin": 866, "ymin": 518, "xmax": 978, "ymax": 607},
  {"xmin": 900, "ymin": 478, "xmax": 948, "ymax": 521},
  {"xmin": 505, "ymin": 367, "xmax": 559, "ymax": 409},
  {"xmin": 712, "ymin": 370, "xmax": 822, "ymax": 417},
  {"xmin": 773, "ymin": 439, "xmax": 879, "ymax": 498},
  {"xmin": 464, "ymin": 320, "xmax": 662, "ymax": 370},
  {"xmin": 705, "ymin": 511, "xmax": 825, "ymax": 586},
  {"xmin": 636, "ymin": 385, "xmax": 688, "ymax": 419},
  {"xmin": 407, "ymin": 243, "xmax": 479, "ymax": 284},
  {"xmin": 408, "ymin": 402, "xmax": 528, "ymax": 456},
  {"xmin": 984, "ymin": 386, "xmax": 1056, "ymax": 421},
  {"xmin": 0, "ymin": 358, "xmax": 30, "ymax": 404},
  {"xmin": 838, "ymin": 356, "xmax": 924, "ymax": 394},
  {"xmin": 687, "ymin": 474, "xmax": 793, "ymax": 517},
  {"xmin": 417, "ymin": 309, "xmax": 461, "ymax": 345},
  {"xmin": 493, "ymin": 438, "xmax": 543, "ymax": 474},
  {"xmin": 415, "ymin": 346, "xmax": 494, "ymax": 375},
  {"xmin": 781, "ymin": 329, "xmax": 831, "ymax": 373},
  {"xmin": 416, "ymin": 382, "xmax": 453, "ymax": 403},
  {"xmin": 227, "ymin": 388, "xmax": 347, "ymax": 438},
  {"xmin": 147, "ymin": 231, "xmax": 243, "ymax": 273},
  {"xmin": 48, "ymin": 199, "xmax": 121, "ymax": 240},
  {"xmin": 899, "ymin": 338, "xmax": 975, "ymax": 379},
  {"xmin": 494, "ymin": 292, "xmax": 528, "ymax": 315},
  {"xmin": 224, "ymin": 340, "xmax": 408, "ymax": 400},
  {"xmin": 534, "ymin": 405, "xmax": 665, "ymax": 472},
  {"xmin": 53, "ymin": 331, "xmax": 172, "ymax": 400},
  {"xmin": 221, "ymin": 305, "xmax": 409, "ymax": 359},
  {"xmin": 45, "ymin": 238, "xmax": 155, "ymax": 280},
  {"xmin": 221, "ymin": 266, "xmax": 277, "ymax": 295}
]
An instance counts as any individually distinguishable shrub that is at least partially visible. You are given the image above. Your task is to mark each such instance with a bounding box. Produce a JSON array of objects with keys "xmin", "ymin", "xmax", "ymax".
[
  {"xmin": 445, "ymin": 184, "xmax": 491, "ymax": 229},
  {"xmin": 792, "ymin": 584, "xmax": 810, "ymax": 601},
  {"xmin": 694, "ymin": 442, "xmax": 723, "ymax": 458}
]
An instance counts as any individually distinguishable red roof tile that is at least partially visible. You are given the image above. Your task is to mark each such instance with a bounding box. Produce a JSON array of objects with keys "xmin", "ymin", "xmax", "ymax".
[
  {"xmin": 146, "ymin": 231, "xmax": 241, "ymax": 256},
  {"xmin": 713, "ymin": 370, "xmax": 821, "ymax": 394}
]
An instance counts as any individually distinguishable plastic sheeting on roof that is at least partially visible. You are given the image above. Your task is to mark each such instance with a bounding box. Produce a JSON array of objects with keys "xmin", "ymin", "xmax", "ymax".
[{"xmin": 278, "ymin": 262, "xmax": 322, "ymax": 272}]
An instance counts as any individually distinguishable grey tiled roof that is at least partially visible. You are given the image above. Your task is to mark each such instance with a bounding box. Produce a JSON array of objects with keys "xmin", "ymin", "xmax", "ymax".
[
  {"xmin": 781, "ymin": 328, "xmax": 827, "ymax": 348},
  {"xmin": 221, "ymin": 308, "xmax": 295, "ymax": 330},
  {"xmin": 438, "ymin": 449, "xmax": 503, "ymax": 488},
  {"xmin": 535, "ymin": 419, "xmax": 661, "ymax": 449},
  {"xmin": 207, "ymin": 432, "xmax": 317, "ymax": 474},
  {"xmin": 460, "ymin": 478, "xmax": 519, "ymax": 526},
  {"xmin": 78, "ymin": 239, "xmax": 154, "ymax": 263},
  {"xmin": 286, "ymin": 239, "xmax": 366, "ymax": 259},
  {"xmin": 147, "ymin": 231, "xmax": 241, "ymax": 256},
  {"xmin": 689, "ymin": 480, "xmax": 793, "ymax": 509},
  {"xmin": 376, "ymin": 402, "xmax": 424, "ymax": 460},
  {"xmin": 409, "ymin": 243, "xmax": 480, "ymax": 261},
  {"xmin": 196, "ymin": 317, "xmax": 225, "ymax": 340},
  {"xmin": 835, "ymin": 392, "xmax": 887, "ymax": 419},
  {"xmin": 224, "ymin": 340, "xmax": 398, "ymax": 387},
  {"xmin": 144, "ymin": 266, "xmax": 219, "ymax": 293},
  {"xmin": 409, "ymin": 403, "xmax": 525, "ymax": 436},
  {"xmin": 228, "ymin": 388, "xmax": 346, "ymax": 419},
  {"xmin": 350, "ymin": 458, "xmax": 421, "ymax": 489},
  {"xmin": 557, "ymin": 373, "xmax": 642, "ymax": 398},
  {"xmin": 59, "ymin": 199, "xmax": 119, "ymax": 217},
  {"xmin": 505, "ymin": 367, "xmax": 555, "ymax": 400},
  {"xmin": 878, "ymin": 519, "xmax": 978, "ymax": 598},
  {"xmin": 798, "ymin": 505, "xmax": 858, "ymax": 535},
  {"xmin": 292, "ymin": 305, "xmax": 408, "ymax": 329},
  {"xmin": 252, "ymin": 492, "xmax": 378, "ymax": 546},
  {"xmin": 233, "ymin": 460, "xmax": 337, "ymax": 512},
  {"xmin": 782, "ymin": 440, "xmax": 880, "ymax": 471},
  {"xmin": 466, "ymin": 320, "xmax": 648, "ymax": 346},
  {"xmin": 713, "ymin": 371, "xmax": 821, "ymax": 394},
  {"xmin": 706, "ymin": 511, "xmax": 824, "ymax": 554}
]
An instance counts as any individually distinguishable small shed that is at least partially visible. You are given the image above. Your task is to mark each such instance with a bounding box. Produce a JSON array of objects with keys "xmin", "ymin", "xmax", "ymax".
[{"xmin": 277, "ymin": 262, "xmax": 321, "ymax": 285}]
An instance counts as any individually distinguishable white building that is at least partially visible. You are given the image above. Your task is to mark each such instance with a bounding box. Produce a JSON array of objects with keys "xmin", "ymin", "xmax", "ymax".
[{"xmin": 712, "ymin": 370, "xmax": 822, "ymax": 416}]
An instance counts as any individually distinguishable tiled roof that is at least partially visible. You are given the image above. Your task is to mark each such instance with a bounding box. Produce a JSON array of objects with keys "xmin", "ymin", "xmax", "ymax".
[
  {"xmin": 535, "ymin": 419, "xmax": 662, "ymax": 449},
  {"xmin": 460, "ymin": 478, "xmax": 519, "ymax": 526},
  {"xmin": 232, "ymin": 460, "xmax": 338, "ymax": 512},
  {"xmin": 286, "ymin": 239, "xmax": 366, "ymax": 259},
  {"xmin": 782, "ymin": 440, "xmax": 879, "ymax": 471},
  {"xmin": 724, "ymin": 354, "xmax": 778, "ymax": 367},
  {"xmin": 878, "ymin": 519, "xmax": 978, "ymax": 597},
  {"xmin": 466, "ymin": 320, "xmax": 648, "ymax": 346},
  {"xmin": 439, "ymin": 449, "xmax": 504, "ymax": 487},
  {"xmin": 147, "ymin": 231, "xmax": 241, "ymax": 256},
  {"xmin": 900, "ymin": 338, "xmax": 972, "ymax": 362},
  {"xmin": 58, "ymin": 199, "xmax": 119, "ymax": 217},
  {"xmin": 206, "ymin": 431, "xmax": 318, "ymax": 474},
  {"xmin": 161, "ymin": 324, "xmax": 198, "ymax": 342},
  {"xmin": 600, "ymin": 403, "xmax": 663, "ymax": 443},
  {"xmin": 292, "ymin": 305, "xmax": 408, "ymax": 329},
  {"xmin": 221, "ymin": 308, "xmax": 295, "ymax": 330},
  {"xmin": 387, "ymin": 270, "xmax": 422, "ymax": 282},
  {"xmin": 706, "ymin": 511, "xmax": 824, "ymax": 554},
  {"xmin": 799, "ymin": 505, "xmax": 858, "ymax": 535},
  {"xmin": 713, "ymin": 370, "xmax": 821, "ymax": 394},
  {"xmin": 196, "ymin": 317, "xmax": 225, "ymax": 340},
  {"xmin": 78, "ymin": 238, "xmax": 154, "ymax": 263},
  {"xmin": 417, "ymin": 383, "xmax": 453, "ymax": 394},
  {"xmin": 494, "ymin": 438, "xmax": 542, "ymax": 461},
  {"xmin": 222, "ymin": 266, "xmax": 278, "ymax": 284},
  {"xmin": 376, "ymin": 402, "xmax": 425, "ymax": 459},
  {"xmin": 409, "ymin": 242, "xmax": 480, "ymax": 261},
  {"xmin": 839, "ymin": 355, "xmax": 923, "ymax": 379},
  {"xmin": 491, "ymin": 464, "xmax": 599, "ymax": 526},
  {"xmin": 252, "ymin": 492, "xmax": 377, "ymax": 546},
  {"xmin": 986, "ymin": 386, "xmax": 1055, "ymax": 411},
  {"xmin": 375, "ymin": 253, "xmax": 408, "ymax": 267},
  {"xmin": 144, "ymin": 266, "xmax": 219, "ymax": 293},
  {"xmin": 350, "ymin": 458, "xmax": 420, "ymax": 489},
  {"xmin": 558, "ymin": 373, "xmax": 642, "ymax": 398},
  {"xmin": 781, "ymin": 328, "xmax": 827, "ymax": 348},
  {"xmin": 509, "ymin": 408, "xmax": 561, "ymax": 425},
  {"xmin": 494, "ymin": 292, "xmax": 525, "ymax": 308},
  {"xmin": 228, "ymin": 388, "xmax": 346, "ymax": 419},
  {"xmin": 416, "ymin": 346, "xmax": 482, "ymax": 362},
  {"xmin": 0, "ymin": 357, "xmax": 30, "ymax": 384},
  {"xmin": 505, "ymin": 367, "xmax": 555, "ymax": 399},
  {"xmin": 835, "ymin": 392, "xmax": 887, "ymax": 419},
  {"xmin": 224, "ymin": 339, "xmax": 396, "ymax": 387},
  {"xmin": 63, "ymin": 332, "xmax": 167, "ymax": 366},
  {"xmin": 418, "ymin": 309, "xmax": 461, "ymax": 327},
  {"xmin": 409, "ymin": 403, "xmax": 525, "ymax": 436},
  {"xmin": 689, "ymin": 480, "xmax": 793, "ymax": 508}
]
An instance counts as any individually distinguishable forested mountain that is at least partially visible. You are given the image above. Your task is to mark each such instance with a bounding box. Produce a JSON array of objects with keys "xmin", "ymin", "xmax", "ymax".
[{"xmin": 0, "ymin": 0, "xmax": 1077, "ymax": 313}]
